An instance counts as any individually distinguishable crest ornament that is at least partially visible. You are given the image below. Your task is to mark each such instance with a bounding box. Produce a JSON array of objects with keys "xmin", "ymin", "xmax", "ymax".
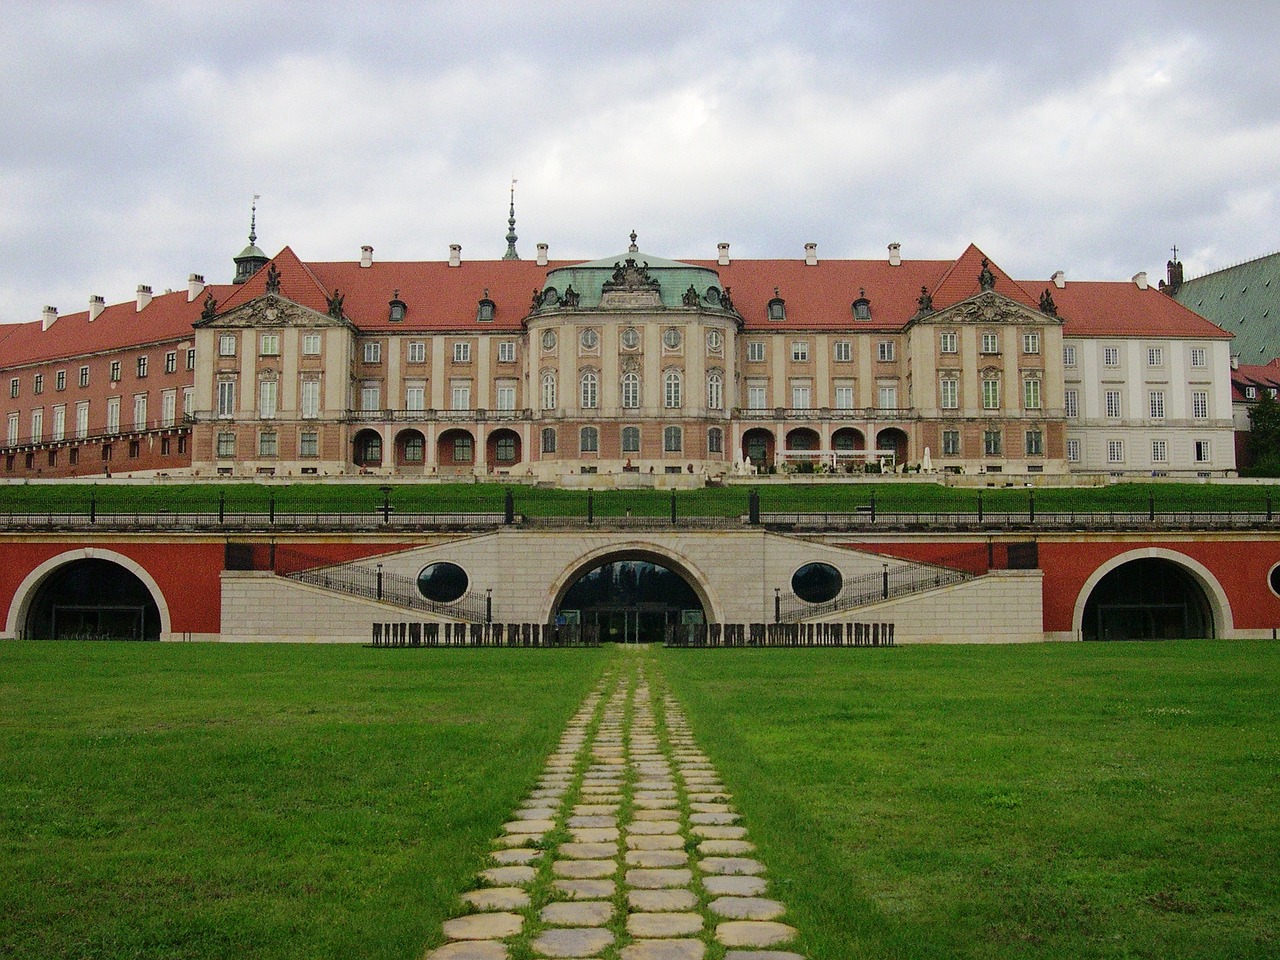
[
  {"xmin": 264, "ymin": 263, "xmax": 281, "ymax": 295},
  {"xmin": 201, "ymin": 291, "xmax": 218, "ymax": 320}
]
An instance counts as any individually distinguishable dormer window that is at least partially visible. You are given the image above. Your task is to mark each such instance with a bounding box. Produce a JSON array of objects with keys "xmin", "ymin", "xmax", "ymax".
[
  {"xmin": 852, "ymin": 289, "xmax": 871, "ymax": 320},
  {"xmin": 477, "ymin": 289, "xmax": 495, "ymax": 322},
  {"xmin": 1245, "ymin": 385, "xmax": 1258, "ymax": 399},
  {"xmin": 388, "ymin": 290, "xmax": 407, "ymax": 322},
  {"xmin": 767, "ymin": 288, "xmax": 786, "ymax": 321}
]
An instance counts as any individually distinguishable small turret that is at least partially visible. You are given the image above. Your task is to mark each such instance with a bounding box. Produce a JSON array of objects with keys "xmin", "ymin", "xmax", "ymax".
[
  {"xmin": 502, "ymin": 179, "xmax": 520, "ymax": 260},
  {"xmin": 232, "ymin": 195, "xmax": 269, "ymax": 284}
]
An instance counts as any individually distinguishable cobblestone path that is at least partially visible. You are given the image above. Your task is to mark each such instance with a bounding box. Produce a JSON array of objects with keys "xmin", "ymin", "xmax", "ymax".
[{"xmin": 425, "ymin": 649, "xmax": 804, "ymax": 959}]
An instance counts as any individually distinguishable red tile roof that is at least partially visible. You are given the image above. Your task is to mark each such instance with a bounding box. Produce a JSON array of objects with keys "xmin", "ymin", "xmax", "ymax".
[
  {"xmin": 1049, "ymin": 282, "xmax": 1233, "ymax": 340},
  {"xmin": 929, "ymin": 243, "xmax": 1039, "ymax": 310},
  {"xmin": 1232, "ymin": 359, "xmax": 1280, "ymax": 402}
]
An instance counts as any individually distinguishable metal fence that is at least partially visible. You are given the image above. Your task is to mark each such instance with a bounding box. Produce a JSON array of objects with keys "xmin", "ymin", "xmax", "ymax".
[
  {"xmin": 665, "ymin": 621, "xmax": 894, "ymax": 647},
  {"xmin": 777, "ymin": 561, "xmax": 973, "ymax": 622},
  {"xmin": 371, "ymin": 621, "xmax": 600, "ymax": 647}
]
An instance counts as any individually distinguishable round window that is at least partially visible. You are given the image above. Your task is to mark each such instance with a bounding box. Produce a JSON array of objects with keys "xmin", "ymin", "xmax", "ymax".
[
  {"xmin": 1270, "ymin": 563, "xmax": 1280, "ymax": 598},
  {"xmin": 663, "ymin": 328, "xmax": 682, "ymax": 349},
  {"xmin": 621, "ymin": 327, "xmax": 640, "ymax": 349},
  {"xmin": 541, "ymin": 330, "xmax": 557, "ymax": 350},
  {"xmin": 791, "ymin": 562, "xmax": 843, "ymax": 604},
  {"xmin": 417, "ymin": 562, "xmax": 469, "ymax": 603},
  {"xmin": 707, "ymin": 330, "xmax": 723, "ymax": 351},
  {"xmin": 580, "ymin": 328, "xmax": 599, "ymax": 349}
]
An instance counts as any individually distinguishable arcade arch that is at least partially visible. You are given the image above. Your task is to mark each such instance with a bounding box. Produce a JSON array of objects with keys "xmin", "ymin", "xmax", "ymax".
[{"xmin": 1074, "ymin": 549, "xmax": 1230, "ymax": 641}]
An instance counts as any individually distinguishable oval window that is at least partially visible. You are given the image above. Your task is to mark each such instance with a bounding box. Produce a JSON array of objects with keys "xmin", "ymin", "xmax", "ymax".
[
  {"xmin": 541, "ymin": 330, "xmax": 557, "ymax": 350},
  {"xmin": 621, "ymin": 327, "xmax": 640, "ymax": 349},
  {"xmin": 1270, "ymin": 563, "xmax": 1280, "ymax": 598},
  {"xmin": 663, "ymin": 328, "xmax": 682, "ymax": 349},
  {"xmin": 791, "ymin": 562, "xmax": 843, "ymax": 604},
  {"xmin": 580, "ymin": 328, "xmax": 599, "ymax": 349},
  {"xmin": 417, "ymin": 562, "xmax": 469, "ymax": 603},
  {"xmin": 707, "ymin": 330, "xmax": 723, "ymax": 351}
]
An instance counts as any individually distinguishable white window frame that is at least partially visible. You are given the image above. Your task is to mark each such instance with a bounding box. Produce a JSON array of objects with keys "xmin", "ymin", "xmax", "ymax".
[
  {"xmin": 132, "ymin": 394, "xmax": 147, "ymax": 430},
  {"xmin": 791, "ymin": 341, "xmax": 809, "ymax": 363},
  {"xmin": 219, "ymin": 334, "xmax": 236, "ymax": 357},
  {"xmin": 834, "ymin": 384, "xmax": 854, "ymax": 410},
  {"xmin": 452, "ymin": 342, "xmax": 471, "ymax": 364},
  {"xmin": 981, "ymin": 332, "xmax": 999, "ymax": 354},
  {"xmin": 1105, "ymin": 390, "xmax": 1122, "ymax": 419},
  {"xmin": 1194, "ymin": 439, "xmax": 1212, "ymax": 463},
  {"xmin": 1023, "ymin": 378, "xmax": 1041, "ymax": 410},
  {"xmin": 790, "ymin": 382, "xmax": 811, "ymax": 410},
  {"xmin": 301, "ymin": 379, "xmax": 321, "ymax": 419},
  {"xmin": 982, "ymin": 379, "xmax": 1000, "ymax": 410},
  {"xmin": 877, "ymin": 383, "xmax": 898, "ymax": 409},
  {"xmin": 747, "ymin": 383, "xmax": 767, "ymax": 410},
  {"xmin": 495, "ymin": 383, "xmax": 516, "ymax": 412},
  {"xmin": 942, "ymin": 429, "xmax": 960, "ymax": 456},
  {"xmin": 161, "ymin": 390, "xmax": 176, "ymax": 428},
  {"xmin": 497, "ymin": 340, "xmax": 516, "ymax": 363},
  {"xmin": 303, "ymin": 333, "xmax": 322, "ymax": 356},
  {"xmin": 1107, "ymin": 439, "xmax": 1125, "ymax": 463},
  {"xmin": 363, "ymin": 342, "xmax": 382, "ymax": 364},
  {"xmin": 939, "ymin": 332, "xmax": 958, "ymax": 355},
  {"xmin": 621, "ymin": 373, "xmax": 640, "ymax": 409},
  {"xmin": 217, "ymin": 380, "xmax": 235, "ymax": 418},
  {"xmin": 1103, "ymin": 346, "xmax": 1119, "ymax": 367},
  {"xmin": 450, "ymin": 381, "xmax": 471, "ymax": 411},
  {"xmin": 707, "ymin": 373, "xmax": 723, "ymax": 411},
  {"xmin": 106, "ymin": 397, "xmax": 120, "ymax": 434},
  {"xmin": 1063, "ymin": 344, "xmax": 1077, "ymax": 367},
  {"xmin": 1190, "ymin": 347, "xmax": 1206, "ymax": 369},
  {"xmin": 1064, "ymin": 388, "xmax": 1078, "ymax": 419},
  {"xmin": 940, "ymin": 377, "xmax": 958, "ymax": 410},
  {"xmin": 664, "ymin": 370, "xmax": 682, "ymax": 409},
  {"xmin": 747, "ymin": 341, "xmax": 765, "ymax": 362},
  {"xmin": 877, "ymin": 341, "xmax": 895, "ymax": 362},
  {"xmin": 1192, "ymin": 391, "xmax": 1208, "ymax": 419},
  {"xmin": 260, "ymin": 334, "xmax": 280, "ymax": 357},
  {"xmin": 1066, "ymin": 438, "xmax": 1081, "ymax": 462},
  {"xmin": 541, "ymin": 373, "xmax": 557, "ymax": 410},
  {"xmin": 258, "ymin": 379, "xmax": 277, "ymax": 419},
  {"xmin": 361, "ymin": 383, "xmax": 381, "ymax": 412},
  {"xmin": 1147, "ymin": 346, "xmax": 1163, "ymax": 366},
  {"xmin": 833, "ymin": 340, "xmax": 852, "ymax": 362},
  {"xmin": 406, "ymin": 341, "xmax": 426, "ymax": 364},
  {"xmin": 1149, "ymin": 390, "xmax": 1165, "ymax": 419},
  {"xmin": 580, "ymin": 371, "xmax": 598, "ymax": 409},
  {"xmin": 75, "ymin": 402, "xmax": 89, "ymax": 440},
  {"xmin": 1152, "ymin": 439, "xmax": 1168, "ymax": 463},
  {"xmin": 1022, "ymin": 331, "xmax": 1040, "ymax": 354}
]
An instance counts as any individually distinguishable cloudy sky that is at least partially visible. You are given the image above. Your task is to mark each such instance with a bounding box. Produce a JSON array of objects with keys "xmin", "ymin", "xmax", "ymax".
[{"xmin": 1, "ymin": 1, "xmax": 1277, "ymax": 325}]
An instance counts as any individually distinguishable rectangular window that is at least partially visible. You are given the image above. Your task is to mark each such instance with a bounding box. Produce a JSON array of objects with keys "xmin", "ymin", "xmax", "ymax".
[
  {"xmin": 107, "ymin": 397, "xmax": 120, "ymax": 434},
  {"xmin": 260, "ymin": 334, "xmax": 280, "ymax": 356},
  {"xmin": 982, "ymin": 379, "xmax": 1000, "ymax": 410},
  {"xmin": 1190, "ymin": 347, "xmax": 1206, "ymax": 368},
  {"xmin": 495, "ymin": 383, "xmax": 516, "ymax": 411},
  {"xmin": 833, "ymin": 340, "xmax": 852, "ymax": 362},
  {"xmin": 161, "ymin": 390, "xmax": 176, "ymax": 427},
  {"xmin": 940, "ymin": 378, "xmax": 958, "ymax": 409},
  {"xmin": 981, "ymin": 332, "xmax": 999, "ymax": 354},
  {"xmin": 217, "ymin": 380, "xmax": 235, "ymax": 418},
  {"xmin": 942, "ymin": 430, "xmax": 960, "ymax": 456},
  {"xmin": 219, "ymin": 335, "xmax": 236, "ymax": 357},
  {"xmin": 541, "ymin": 428, "xmax": 557, "ymax": 454},
  {"xmin": 163, "ymin": 351, "xmax": 176, "ymax": 373},
  {"xmin": 186, "ymin": 348, "xmax": 196, "ymax": 370},
  {"xmin": 983, "ymin": 429, "xmax": 1002, "ymax": 456},
  {"xmin": 452, "ymin": 342, "xmax": 471, "ymax": 363},
  {"xmin": 790, "ymin": 382, "xmax": 811, "ymax": 409},
  {"xmin": 707, "ymin": 428, "xmax": 723, "ymax": 454},
  {"xmin": 258, "ymin": 431, "xmax": 277, "ymax": 457},
  {"xmin": 1245, "ymin": 385, "xmax": 1258, "ymax": 400},
  {"xmin": 1107, "ymin": 439, "xmax": 1124, "ymax": 463},
  {"xmin": 404, "ymin": 383, "xmax": 426, "ymax": 412},
  {"xmin": 1194, "ymin": 440, "xmax": 1212, "ymax": 463},
  {"xmin": 1066, "ymin": 438, "xmax": 1080, "ymax": 462},
  {"xmin": 133, "ymin": 394, "xmax": 147, "ymax": 430},
  {"xmin": 8, "ymin": 378, "xmax": 17, "ymax": 398},
  {"xmin": 407, "ymin": 341, "xmax": 426, "ymax": 363},
  {"xmin": 663, "ymin": 426, "xmax": 682, "ymax": 452},
  {"xmin": 834, "ymin": 384, "xmax": 854, "ymax": 410},
  {"xmin": 110, "ymin": 361, "xmax": 121, "ymax": 382},
  {"xmin": 1025, "ymin": 429, "xmax": 1043, "ymax": 456},
  {"xmin": 1192, "ymin": 391, "xmax": 1208, "ymax": 419},
  {"xmin": 217, "ymin": 432, "xmax": 235, "ymax": 458},
  {"xmin": 707, "ymin": 375, "xmax": 723, "ymax": 410},
  {"xmin": 52, "ymin": 406, "xmax": 65, "ymax": 441},
  {"xmin": 1022, "ymin": 331, "xmax": 1040, "ymax": 354},
  {"xmin": 79, "ymin": 366, "xmax": 90, "ymax": 387},
  {"xmin": 1063, "ymin": 344, "xmax": 1077, "ymax": 367},
  {"xmin": 1105, "ymin": 390, "xmax": 1121, "ymax": 418},
  {"xmin": 580, "ymin": 427, "xmax": 599, "ymax": 453},
  {"xmin": 622, "ymin": 426, "xmax": 640, "ymax": 453},
  {"xmin": 1148, "ymin": 390, "xmax": 1165, "ymax": 419},
  {"xmin": 451, "ymin": 382, "xmax": 471, "ymax": 410},
  {"xmin": 6, "ymin": 413, "xmax": 17, "ymax": 446},
  {"xmin": 363, "ymin": 342, "xmax": 382, "ymax": 364},
  {"xmin": 34, "ymin": 374, "xmax": 43, "ymax": 394},
  {"xmin": 301, "ymin": 379, "xmax": 321, "ymax": 419},
  {"xmin": 56, "ymin": 370, "xmax": 66, "ymax": 391},
  {"xmin": 877, "ymin": 341, "xmax": 895, "ymax": 362},
  {"xmin": 300, "ymin": 432, "xmax": 319, "ymax": 457},
  {"xmin": 1064, "ymin": 388, "xmax": 1079, "ymax": 418},
  {"xmin": 183, "ymin": 388, "xmax": 193, "ymax": 418},
  {"xmin": 1023, "ymin": 378, "xmax": 1041, "ymax": 410},
  {"xmin": 791, "ymin": 341, "xmax": 809, "ymax": 362},
  {"xmin": 1152, "ymin": 439, "xmax": 1168, "ymax": 463},
  {"xmin": 877, "ymin": 384, "xmax": 898, "ymax": 409},
  {"xmin": 258, "ymin": 379, "xmax": 278, "ymax": 418},
  {"xmin": 361, "ymin": 383, "xmax": 381, "ymax": 411},
  {"xmin": 1147, "ymin": 346, "xmax": 1163, "ymax": 366},
  {"xmin": 303, "ymin": 333, "xmax": 322, "ymax": 356},
  {"xmin": 498, "ymin": 341, "xmax": 516, "ymax": 363},
  {"xmin": 75, "ymin": 402, "xmax": 89, "ymax": 439},
  {"xmin": 136, "ymin": 357, "xmax": 148, "ymax": 378},
  {"xmin": 1103, "ymin": 346, "xmax": 1119, "ymax": 367},
  {"xmin": 939, "ymin": 332, "xmax": 958, "ymax": 355},
  {"xmin": 747, "ymin": 341, "xmax": 765, "ymax": 362},
  {"xmin": 747, "ymin": 384, "xmax": 768, "ymax": 409}
]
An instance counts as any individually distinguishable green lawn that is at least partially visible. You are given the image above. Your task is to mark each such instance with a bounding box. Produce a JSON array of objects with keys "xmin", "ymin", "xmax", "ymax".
[
  {"xmin": 1, "ymin": 480, "xmax": 1277, "ymax": 518},
  {"xmin": 0, "ymin": 643, "xmax": 608, "ymax": 960},
  {"xmin": 658, "ymin": 641, "xmax": 1280, "ymax": 960}
]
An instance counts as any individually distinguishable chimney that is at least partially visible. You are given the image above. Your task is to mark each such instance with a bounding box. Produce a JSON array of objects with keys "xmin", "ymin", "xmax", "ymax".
[
  {"xmin": 1132, "ymin": 271, "xmax": 1148, "ymax": 291},
  {"xmin": 804, "ymin": 242, "xmax": 818, "ymax": 266},
  {"xmin": 41, "ymin": 306, "xmax": 57, "ymax": 331},
  {"xmin": 187, "ymin": 274, "xmax": 205, "ymax": 302},
  {"xmin": 1231, "ymin": 356, "xmax": 1239, "ymax": 371},
  {"xmin": 1051, "ymin": 270, "xmax": 1066, "ymax": 289},
  {"xmin": 888, "ymin": 242, "xmax": 901, "ymax": 266},
  {"xmin": 448, "ymin": 244, "xmax": 462, "ymax": 267},
  {"xmin": 1165, "ymin": 258, "xmax": 1184, "ymax": 295},
  {"xmin": 89, "ymin": 295, "xmax": 105, "ymax": 321},
  {"xmin": 536, "ymin": 242, "xmax": 549, "ymax": 266},
  {"xmin": 136, "ymin": 284, "xmax": 153, "ymax": 311},
  {"xmin": 717, "ymin": 242, "xmax": 730, "ymax": 266},
  {"xmin": 360, "ymin": 245, "xmax": 373, "ymax": 268}
]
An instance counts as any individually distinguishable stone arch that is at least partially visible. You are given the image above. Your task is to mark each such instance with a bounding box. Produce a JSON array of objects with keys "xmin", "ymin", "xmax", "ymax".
[
  {"xmin": 394, "ymin": 428, "xmax": 426, "ymax": 467},
  {"xmin": 1071, "ymin": 547, "xmax": 1232, "ymax": 641},
  {"xmin": 437, "ymin": 428, "xmax": 476, "ymax": 468},
  {"xmin": 352, "ymin": 428, "xmax": 384, "ymax": 467},
  {"xmin": 487, "ymin": 428, "xmax": 522, "ymax": 468},
  {"xmin": 5, "ymin": 548, "xmax": 173, "ymax": 641},
  {"xmin": 543, "ymin": 541, "xmax": 722, "ymax": 625},
  {"xmin": 742, "ymin": 428, "xmax": 774, "ymax": 468}
]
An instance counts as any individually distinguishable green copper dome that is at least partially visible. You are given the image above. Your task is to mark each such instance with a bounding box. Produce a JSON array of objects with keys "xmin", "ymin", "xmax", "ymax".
[{"xmin": 539, "ymin": 249, "xmax": 730, "ymax": 312}]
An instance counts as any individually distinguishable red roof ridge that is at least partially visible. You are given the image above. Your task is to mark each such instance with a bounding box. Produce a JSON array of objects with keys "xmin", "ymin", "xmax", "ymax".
[
  {"xmin": 930, "ymin": 243, "xmax": 1039, "ymax": 310},
  {"xmin": 214, "ymin": 246, "xmax": 333, "ymax": 316}
]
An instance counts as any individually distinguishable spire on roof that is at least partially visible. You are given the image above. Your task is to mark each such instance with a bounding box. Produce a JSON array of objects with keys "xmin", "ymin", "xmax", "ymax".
[
  {"xmin": 629, "ymin": 230, "xmax": 639, "ymax": 254},
  {"xmin": 503, "ymin": 178, "xmax": 520, "ymax": 260},
  {"xmin": 249, "ymin": 194, "xmax": 259, "ymax": 246},
  {"xmin": 233, "ymin": 194, "xmax": 269, "ymax": 284}
]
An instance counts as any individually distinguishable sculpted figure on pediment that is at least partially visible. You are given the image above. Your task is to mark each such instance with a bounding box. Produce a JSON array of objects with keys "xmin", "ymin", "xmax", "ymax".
[{"xmin": 210, "ymin": 296, "xmax": 344, "ymax": 330}]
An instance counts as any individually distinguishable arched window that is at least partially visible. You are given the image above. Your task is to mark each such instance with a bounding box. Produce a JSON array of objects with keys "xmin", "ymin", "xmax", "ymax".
[
  {"xmin": 621, "ymin": 372, "xmax": 640, "ymax": 408},
  {"xmin": 580, "ymin": 426, "xmax": 599, "ymax": 452},
  {"xmin": 541, "ymin": 427, "xmax": 557, "ymax": 454},
  {"xmin": 541, "ymin": 372, "xmax": 557, "ymax": 410},
  {"xmin": 707, "ymin": 373, "xmax": 723, "ymax": 410},
  {"xmin": 708, "ymin": 427, "xmax": 723, "ymax": 453},
  {"xmin": 580, "ymin": 371, "xmax": 598, "ymax": 409},
  {"xmin": 664, "ymin": 370, "xmax": 683, "ymax": 409}
]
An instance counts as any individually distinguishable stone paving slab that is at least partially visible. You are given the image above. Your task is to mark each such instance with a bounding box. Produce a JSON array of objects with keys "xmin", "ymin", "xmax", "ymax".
[
  {"xmin": 723, "ymin": 953, "xmax": 805, "ymax": 960},
  {"xmin": 620, "ymin": 938, "xmax": 707, "ymax": 959},
  {"xmin": 461, "ymin": 887, "xmax": 530, "ymax": 911},
  {"xmin": 627, "ymin": 888, "xmax": 700, "ymax": 912},
  {"xmin": 531, "ymin": 926, "xmax": 614, "ymax": 957},
  {"xmin": 491, "ymin": 849, "xmax": 541, "ymax": 865},
  {"xmin": 709, "ymin": 896, "xmax": 787, "ymax": 920},
  {"xmin": 702, "ymin": 875, "xmax": 769, "ymax": 897},
  {"xmin": 540, "ymin": 900, "xmax": 614, "ymax": 926},
  {"xmin": 627, "ymin": 911, "xmax": 704, "ymax": 937},
  {"xmin": 552, "ymin": 859, "xmax": 616, "ymax": 879},
  {"xmin": 700, "ymin": 856, "xmax": 766, "ymax": 876},
  {"xmin": 716, "ymin": 921, "xmax": 798, "ymax": 948},
  {"xmin": 553, "ymin": 878, "xmax": 616, "ymax": 900},
  {"xmin": 559, "ymin": 841, "xmax": 618, "ymax": 859},
  {"xmin": 426, "ymin": 941, "xmax": 510, "ymax": 959},
  {"xmin": 480, "ymin": 865, "xmax": 536, "ymax": 887},
  {"xmin": 626, "ymin": 867, "xmax": 694, "ymax": 888},
  {"xmin": 442, "ymin": 912, "xmax": 523, "ymax": 940}
]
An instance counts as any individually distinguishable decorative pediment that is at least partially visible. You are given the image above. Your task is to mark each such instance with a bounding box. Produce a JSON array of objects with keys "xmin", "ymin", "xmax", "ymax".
[
  {"xmin": 603, "ymin": 258, "xmax": 660, "ymax": 292},
  {"xmin": 929, "ymin": 291, "xmax": 1061, "ymax": 326},
  {"xmin": 195, "ymin": 293, "xmax": 354, "ymax": 330}
]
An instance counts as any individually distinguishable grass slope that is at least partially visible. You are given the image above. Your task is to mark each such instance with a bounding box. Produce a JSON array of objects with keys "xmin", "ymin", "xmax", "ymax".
[
  {"xmin": 0, "ymin": 643, "xmax": 607, "ymax": 960},
  {"xmin": 659, "ymin": 641, "xmax": 1280, "ymax": 960},
  {"xmin": 1, "ymin": 480, "xmax": 1277, "ymax": 518}
]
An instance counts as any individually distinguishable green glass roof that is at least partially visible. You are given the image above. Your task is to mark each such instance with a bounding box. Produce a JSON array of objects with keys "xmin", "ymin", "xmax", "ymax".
[{"xmin": 1175, "ymin": 252, "xmax": 1280, "ymax": 363}]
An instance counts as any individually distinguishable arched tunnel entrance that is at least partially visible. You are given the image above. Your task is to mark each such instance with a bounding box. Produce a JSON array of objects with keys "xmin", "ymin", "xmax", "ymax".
[
  {"xmin": 25, "ymin": 558, "xmax": 162, "ymax": 641},
  {"xmin": 1081, "ymin": 557, "xmax": 1214, "ymax": 641},
  {"xmin": 556, "ymin": 556, "xmax": 706, "ymax": 644}
]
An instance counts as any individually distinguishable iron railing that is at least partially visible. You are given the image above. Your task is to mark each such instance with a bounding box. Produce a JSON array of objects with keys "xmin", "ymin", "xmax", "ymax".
[
  {"xmin": 284, "ymin": 552, "xmax": 489, "ymax": 623},
  {"xmin": 777, "ymin": 559, "xmax": 975, "ymax": 622}
]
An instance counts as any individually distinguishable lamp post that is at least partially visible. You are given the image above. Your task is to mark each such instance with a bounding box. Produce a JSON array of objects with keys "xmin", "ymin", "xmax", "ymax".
[
  {"xmin": 774, "ymin": 587, "xmax": 781, "ymax": 624},
  {"xmin": 376, "ymin": 563, "xmax": 384, "ymax": 600},
  {"xmin": 882, "ymin": 562, "xmax": 889, "ymax": 599},
  {"xmin": 380, "ymin": 485, "xmax": 392, "ymax": 524}
]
